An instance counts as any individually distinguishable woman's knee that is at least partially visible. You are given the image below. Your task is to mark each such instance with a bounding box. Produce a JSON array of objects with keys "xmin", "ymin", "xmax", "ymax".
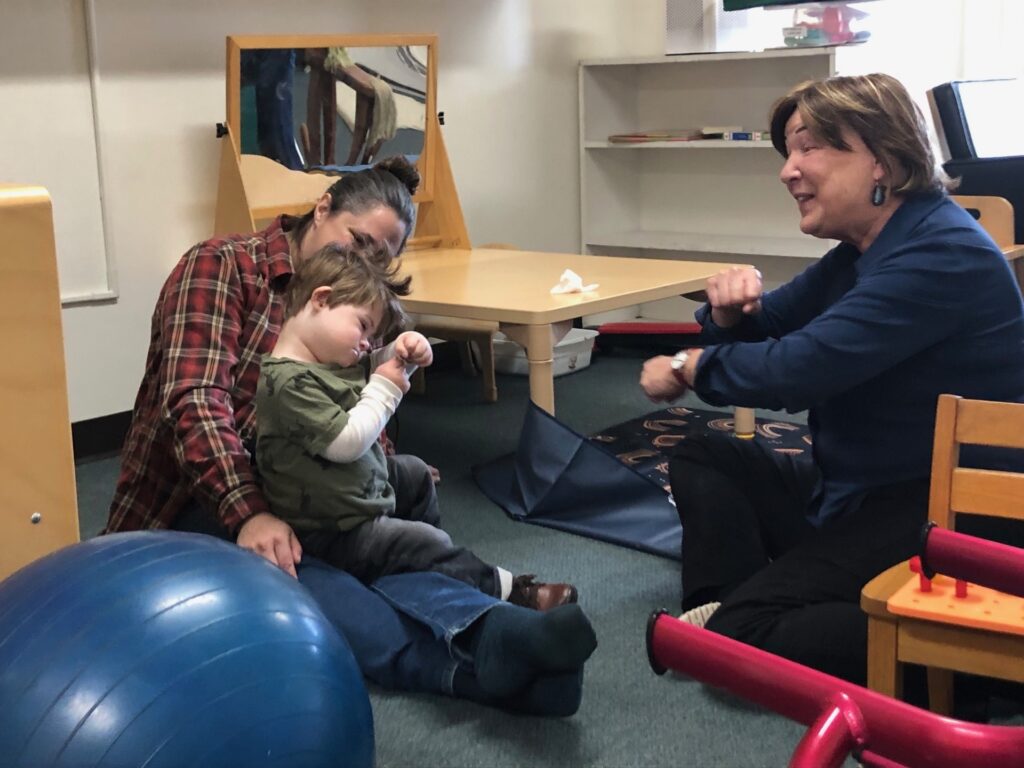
[
  {"xmin": 671, "ymin": 432, "xmax": 733, "ymax": 469},
  {"xmin": 669, "ymin": 434, "xmax": 743, "ymax": 518}
]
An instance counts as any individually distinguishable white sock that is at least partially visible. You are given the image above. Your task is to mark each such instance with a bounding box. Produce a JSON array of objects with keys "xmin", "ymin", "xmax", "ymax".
[
  {"xmin": 497, "ymin": 567, "xmax": 513, "ymax": 600},
  {"xmin": 677, "ymin": 602, "xmax": 721, "ymax": 629}
]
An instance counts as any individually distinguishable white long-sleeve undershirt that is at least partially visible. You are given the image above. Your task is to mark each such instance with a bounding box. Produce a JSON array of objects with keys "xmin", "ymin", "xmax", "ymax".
[{"xmin": 319, "ymin": 342, "xmax": 408, "ymax": 463}]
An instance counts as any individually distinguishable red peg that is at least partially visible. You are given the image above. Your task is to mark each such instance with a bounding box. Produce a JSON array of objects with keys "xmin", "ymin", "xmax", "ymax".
[
  {"xmin": 955, "ymin": 579, "xmax": 968, "ymax": 598},
  {"xmin": 909, "ymin": 556, "xmax": 932, "ymax": 592}
]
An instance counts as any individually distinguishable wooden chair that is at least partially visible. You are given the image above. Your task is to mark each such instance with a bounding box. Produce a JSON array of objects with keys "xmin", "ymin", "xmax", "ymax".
[
  {"xmin": 951, "ymin": 194, "xmax": 1024, "ymax": 291},
  {"xmin": 861, "ymin": 394, "xmax": 1024, "ymax": 714},
  {"xmin": 952, "ymin": 194, "xmax": 1015, "ymax": 248}
]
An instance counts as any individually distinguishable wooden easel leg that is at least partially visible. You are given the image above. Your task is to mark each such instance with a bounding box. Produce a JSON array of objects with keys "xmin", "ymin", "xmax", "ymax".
[
  {"xmin": 411, "ymin": 116, "xmax": 470, "ymax": 250},
  {"xmin": 214, "ymin": 125, "xmax": 255, "ymax": 236}
]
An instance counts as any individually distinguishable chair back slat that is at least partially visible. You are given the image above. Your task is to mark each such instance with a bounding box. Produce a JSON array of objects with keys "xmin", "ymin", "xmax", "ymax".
[
  {"xmin": 955, "ymin": 398, "xmax": 1024, "ymax": 449},
  {"xmin": 932, "ymin": 394, "xmax": 1024, "ymax": 530},
  {"xmin": 950, "ymin": 468, "xmax": 1024, "ymax": 520}
]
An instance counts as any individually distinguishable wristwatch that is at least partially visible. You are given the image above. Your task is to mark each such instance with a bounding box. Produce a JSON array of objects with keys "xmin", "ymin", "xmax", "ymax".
[{"xmin": 670, "ymin": 350, "xmax": 690, "ymax": 383}]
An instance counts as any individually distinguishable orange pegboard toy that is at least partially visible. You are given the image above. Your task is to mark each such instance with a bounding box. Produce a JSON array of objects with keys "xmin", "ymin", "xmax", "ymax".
[{"xmin": 887, "ymin": 557, "xmax": 1024, "ymax": 636}]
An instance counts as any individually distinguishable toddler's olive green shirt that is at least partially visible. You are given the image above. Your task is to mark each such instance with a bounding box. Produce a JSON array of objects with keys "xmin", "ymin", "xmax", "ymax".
[{"xmin": 256, "ymin": 357, "xmax": 393, "ymax": 531}]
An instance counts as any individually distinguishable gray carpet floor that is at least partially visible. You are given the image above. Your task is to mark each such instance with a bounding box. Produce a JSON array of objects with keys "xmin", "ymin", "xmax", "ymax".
[{"xmin": 73, "ymin": 353, "xmax": 850, "ymax": 767}]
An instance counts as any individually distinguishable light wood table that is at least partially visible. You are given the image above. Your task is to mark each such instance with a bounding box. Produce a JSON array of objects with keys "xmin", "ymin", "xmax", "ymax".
[{"xmin": 400, "ymin": 248, "xmax": 741, "ymax": 414}]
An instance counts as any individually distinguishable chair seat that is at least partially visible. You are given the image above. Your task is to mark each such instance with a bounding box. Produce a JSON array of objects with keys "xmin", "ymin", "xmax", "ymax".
[
  {"xmin": 861, "ymin": 560, "xmax": 911, "ymax": 618},
  {"xmin": 864, "ymin": 558, "xmax": 1024, "ymax": 681}
]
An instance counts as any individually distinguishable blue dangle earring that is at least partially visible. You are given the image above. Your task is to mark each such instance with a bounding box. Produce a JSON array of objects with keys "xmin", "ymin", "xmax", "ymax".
[{"xmin": 871, "ymin": 183, "xmax": 887, "ymax": 206}]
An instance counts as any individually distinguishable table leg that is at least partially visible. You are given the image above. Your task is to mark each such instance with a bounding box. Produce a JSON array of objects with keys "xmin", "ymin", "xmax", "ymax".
[{"xmin": 500, "ymin": 321, "xmax": 572, "ymax": 415}]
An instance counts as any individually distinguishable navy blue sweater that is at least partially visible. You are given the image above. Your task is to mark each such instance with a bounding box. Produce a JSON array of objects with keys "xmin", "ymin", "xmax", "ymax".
[{"xmin": 694, "ymin": 192, "xmax": 1024, "ymax": 523}]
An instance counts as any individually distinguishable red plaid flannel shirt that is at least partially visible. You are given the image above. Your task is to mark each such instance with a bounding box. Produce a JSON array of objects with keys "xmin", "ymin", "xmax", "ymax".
[{"xmin": 107, "ymin": 219, "xmax": 296, "ymax": 534}]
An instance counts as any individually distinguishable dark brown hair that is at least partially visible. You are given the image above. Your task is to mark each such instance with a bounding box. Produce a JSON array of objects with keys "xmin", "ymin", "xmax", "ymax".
[
  {"xmin": 769, "ymin": 73, "xmax": 949, "ymax": 196},
  {"xmin": 283, "ymin": 242, "xmax": 412, "ymax": 339},
  {"xmin": 284, "ymin": 156, "xmax": 421, "ymax": 252}
]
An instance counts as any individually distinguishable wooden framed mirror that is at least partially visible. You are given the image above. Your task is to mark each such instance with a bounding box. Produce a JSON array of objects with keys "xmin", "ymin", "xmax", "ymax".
[{"xmin": 215, "ymin": 33, "xmax": 464, "ymax": 248}]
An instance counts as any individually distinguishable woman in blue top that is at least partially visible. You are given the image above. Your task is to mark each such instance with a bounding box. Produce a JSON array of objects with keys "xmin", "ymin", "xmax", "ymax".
[{"xmin": 640, "ymin": 73, "xmax": 1024, "ymax": 684}]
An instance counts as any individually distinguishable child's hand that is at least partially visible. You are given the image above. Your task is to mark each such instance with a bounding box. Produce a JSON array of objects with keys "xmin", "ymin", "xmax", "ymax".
[
  {"xmin": 374, "ymin": 356, "xmax": 411, "ymax": 394},
  {"xmin": 395, "ymin": 331, "xmax": 433, "ymax": 368}
]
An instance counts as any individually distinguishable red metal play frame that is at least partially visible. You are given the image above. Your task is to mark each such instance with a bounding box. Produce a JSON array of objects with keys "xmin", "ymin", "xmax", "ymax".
[{"xmin": 646, "ymin": 526, "xmax": 1024, "ymax": 768}]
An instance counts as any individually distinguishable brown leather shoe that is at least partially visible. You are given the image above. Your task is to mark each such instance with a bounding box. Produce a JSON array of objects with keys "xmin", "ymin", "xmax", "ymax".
[{"xmin": 509, "ymin": 574, "xmax": 579, "ymax": 611}]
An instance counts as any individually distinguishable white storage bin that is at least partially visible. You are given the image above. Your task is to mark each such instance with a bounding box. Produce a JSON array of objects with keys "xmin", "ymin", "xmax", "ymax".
[{"xmin": 493, "ymin": 328, "xmax": 599, "ymax": 377}]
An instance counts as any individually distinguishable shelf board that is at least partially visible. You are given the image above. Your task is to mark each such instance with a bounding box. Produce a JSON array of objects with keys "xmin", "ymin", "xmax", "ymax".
[
  {"xmin": 586, "ymin": 140, "xmax": 775, "ymax": 150},
  {"xmin": 579, "ymin": 47, "xmax": 840, "ymax": 68},
  {"xmin": 585, "ymin": 230, "xmax": 829, "ymax": 259}
]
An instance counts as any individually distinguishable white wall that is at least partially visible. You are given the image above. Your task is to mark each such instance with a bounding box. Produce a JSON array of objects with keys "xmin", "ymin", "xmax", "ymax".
[
  {"xmin": 1, "ymin": 1, "xmax": 111, "ymax": 302},
  {"xmin": 6, "ymin": 0, "xmax": 1019, "ymax": 422},
  {"xmin": 358, "ymin": 0, "xmax": 667, "ymax": 249},
  {"xmin": 11, "ymin": 0, "xmax": 664, "ymax": 422}
]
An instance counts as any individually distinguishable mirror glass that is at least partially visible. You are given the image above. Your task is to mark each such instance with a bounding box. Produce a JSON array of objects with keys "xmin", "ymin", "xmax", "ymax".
[{"xmin": 238, "ymin": 45, "xmax": 428, "ymax": 171}]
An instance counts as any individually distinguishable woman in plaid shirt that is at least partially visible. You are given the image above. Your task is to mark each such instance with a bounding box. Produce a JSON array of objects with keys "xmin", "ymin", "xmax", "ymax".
[{"xmin": 104, "ymin": 157, "xmax": 596, "ymax": 716}]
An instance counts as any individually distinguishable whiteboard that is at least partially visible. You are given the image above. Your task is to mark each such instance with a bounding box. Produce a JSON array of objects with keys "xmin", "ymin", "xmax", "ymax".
[{"xmin": 0, "ymin": 1, "xmax": 113, "ymax": 304}]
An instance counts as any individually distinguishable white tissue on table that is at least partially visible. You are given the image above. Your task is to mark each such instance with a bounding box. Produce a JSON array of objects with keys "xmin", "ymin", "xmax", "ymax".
[{"xmin": 550, "ymin": 268, "xmax": 599, "ymax": 294}]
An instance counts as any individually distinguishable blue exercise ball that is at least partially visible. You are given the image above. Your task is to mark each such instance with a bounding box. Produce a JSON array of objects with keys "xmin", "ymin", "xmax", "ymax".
[{"xmin": 0, "ymin": 531, "xmax": 374, "ymax": 768}]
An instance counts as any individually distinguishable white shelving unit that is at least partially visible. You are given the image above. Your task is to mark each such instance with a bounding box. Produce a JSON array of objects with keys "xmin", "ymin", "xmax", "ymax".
[{"xmin": 579, "ymin": 47, "xmax": 841, "ymax": 322}]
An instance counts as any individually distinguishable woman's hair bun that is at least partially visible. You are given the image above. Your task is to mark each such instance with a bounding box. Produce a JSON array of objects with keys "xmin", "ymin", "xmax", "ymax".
[{"xmin": 373, "ymin": 156, "xmax": 420, "ymax": 196}]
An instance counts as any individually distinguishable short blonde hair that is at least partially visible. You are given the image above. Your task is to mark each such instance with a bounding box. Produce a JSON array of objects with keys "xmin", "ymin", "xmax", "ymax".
[
  {"xmin": 284, "ymin": 243, "xmax": 411, "ymax": 339},
  {"xmin": 769, "ymin": 73, "xmax": 950, "ymax": 196}
]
